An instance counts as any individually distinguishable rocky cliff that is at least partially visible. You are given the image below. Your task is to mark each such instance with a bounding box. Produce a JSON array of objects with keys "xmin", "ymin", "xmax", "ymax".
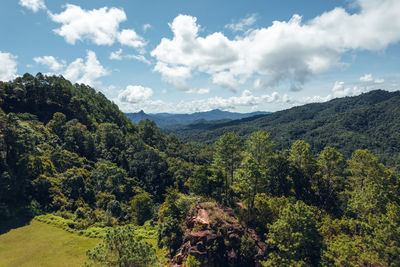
[{"xmin": 172, "ymin": 202, "xmax": 266, "ymax": 267}]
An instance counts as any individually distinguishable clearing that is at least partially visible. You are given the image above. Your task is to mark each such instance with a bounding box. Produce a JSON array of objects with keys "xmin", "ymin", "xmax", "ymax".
[{"xmin": 0, "ymin": 220, "xmax": 100, "ymax": 267}]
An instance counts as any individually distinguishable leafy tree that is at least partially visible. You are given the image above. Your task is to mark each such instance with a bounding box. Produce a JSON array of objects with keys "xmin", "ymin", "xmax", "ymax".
[
  {"xmin": 288, "ymin": 140, "xmax": 317, "ymax": 201},
  {"xmin": 244, "ymin": 130, "xmax": 276, "ymax": 210},
  {"xmin": 213, "ymin": 132, "xmax": 243, "ymax": 203},
  {"xmin": 90, "ymin": 160, "xmax": 132, "ymax": 201},
  {"xmin": 371, "ymin": 203, "xmax": 400, "ymax": 266},
  {"xmin": 346, "ymin": 149, "xmax": 398, "ymax": 219},
  {"xmin": 46, "ymin": 112, "xmax": 66, "ymax": 137},
  {"xmin": 86, "ymin": 226, "xmax": 158, "ymax": 267},
  {"xmin": 129, "ymin": 192, "xmax": 154, "ymax": 225},
  {"xmin": 157, "ymin": 216, "xmax": 183, "ymax": 257},
  {"xmin": 264, "ymin": 151, "xmax": 292, "ymax": 196},
  {"xmin": 315, "ymin": 146, "xmax": 345, "ymax": 212},
  {"xmin": 187, "ymin": 165, "xmax": 225, "ymax": 202},
  {"xmin": 240, "ymin": 232, "xmax": 256, "ymax": 264},
  {"xmin": 264, "ymin": 201, "xmax": 322, "ymax": 266},
  {"xmin": 127, "ymin": 145, "xmax": 172, "ymax": 202}
]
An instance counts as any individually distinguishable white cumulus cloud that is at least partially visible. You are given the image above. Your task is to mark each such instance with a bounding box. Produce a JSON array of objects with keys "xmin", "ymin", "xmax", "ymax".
[
  {"xmin": 33, "ymin": 56, "xmax": 66, "ymax": 71},
  {"xmin": 49, "ymin": 4, "xmax": 145, "ymax": 48},
  {"xmin": 63, "ymin": 50, "xmax": 109, "ymax": 87},
  {"xmin": 151, "ymin": 0, "xmax": 400, "ymax": 91},
  {"xmin": 0, "ymin": 52, "xmax": 18, "ymax": 81},
  {"xmin": 118, "ymin": 85, "xmax": 153, "ymax": 104},
  {"xmin": 360, "ymin": 74, "xmax": 373, "ymax": 82},
  {"xmin": 109, "ymin": 49, "xmax": 151, "ymax": 64},
  {"xmin": 19, "ymin": 0, "xmax": 46, "ymax": 13},
  {"xmin": 118, "ymin": 29, "xmax": 146, "ymax": 48},
  {"xmin": 153, "ymin": 62, "xmax": 192, "ymax": 90}
]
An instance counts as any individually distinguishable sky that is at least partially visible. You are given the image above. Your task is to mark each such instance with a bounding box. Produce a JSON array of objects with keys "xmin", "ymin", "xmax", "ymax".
[{"xmin": 0, "ymin": 0, "xmax": 399, "ymax": 113}]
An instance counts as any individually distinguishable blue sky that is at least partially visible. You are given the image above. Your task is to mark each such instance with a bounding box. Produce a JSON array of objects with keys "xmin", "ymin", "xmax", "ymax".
[{"xmin": 1, "ymin": 0, "xmax": 399, "ymax": 113}]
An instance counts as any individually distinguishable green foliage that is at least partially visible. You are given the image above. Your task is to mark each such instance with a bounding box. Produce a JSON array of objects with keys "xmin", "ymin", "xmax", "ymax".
[
  {"xmin": 0, "ymin": 73, "xmax": 199, "ymax": 232},
  {"xmin": 346, "ymin": 149, "xmax": 398, "ymax": 219},
  {"xmin": 157, "ymin": 216, "xmax": 183, "ymax": 257},
  {"xmin": 264, "ymin": 201, "xmax": 322, "ymax": 266},
  {"xmin": 35, "ymin": 214, "xmax": 109, "ymax": 238},
  {"xmin": 166, "ymin": 90, "xmax": 400, "ymax": 169},
  {"xmin": 184, "ymin": 254, "xmax": 201, "ymax": 267},
  {"xmin": 129, "ymin": 192, "xmax": 154, "ymax": 225},
  {"xmin": 86, "ymin": 225, "xmax": 159, "ymax": 267},
  {"xmin": 213, "ymin": 132, "xmax": 244, "ymax": 203},
  {"xmin": 240, "ymin": 232, "xmax": 256, "ymax": 263},
  {"xmin": 315, "ymin": 146, "xmax": 345, "ymax": 213}
]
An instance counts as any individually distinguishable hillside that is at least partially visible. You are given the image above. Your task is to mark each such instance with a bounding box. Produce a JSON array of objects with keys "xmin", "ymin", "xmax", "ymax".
[
  {"xmin": 164, "ymin": 90, "xmax": 400, "ymax": 166},
  {"xmin": 0, "ymin": 73, "xmax": 202, "ymax": 233},
  {"xmin": 125, "ymin": 109, "xmax": 270, "ymax": 127},
  {"xmin": 0, "ymin": 220, "xmax": 99, "ymax": 267}
]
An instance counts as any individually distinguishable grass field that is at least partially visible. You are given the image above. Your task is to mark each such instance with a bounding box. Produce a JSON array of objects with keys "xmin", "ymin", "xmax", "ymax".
[{"xmin": 0, "ymin": 220, "xmax": 100, "ymax": 267}]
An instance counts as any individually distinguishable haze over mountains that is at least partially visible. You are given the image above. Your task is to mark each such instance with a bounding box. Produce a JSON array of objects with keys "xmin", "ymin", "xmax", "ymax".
[{"xmin": 125, "ymin": 109, "xmax": 270, "ymax": 127}]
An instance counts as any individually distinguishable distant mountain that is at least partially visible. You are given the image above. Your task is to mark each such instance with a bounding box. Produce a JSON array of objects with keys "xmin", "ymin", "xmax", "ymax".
[
  {"xmin": 125, "ymin": 109, "xmax": 270, "ymax": 127},
  {"xmin": 164, "ymin": 90, "xmax": 400, "ymax": 167}
]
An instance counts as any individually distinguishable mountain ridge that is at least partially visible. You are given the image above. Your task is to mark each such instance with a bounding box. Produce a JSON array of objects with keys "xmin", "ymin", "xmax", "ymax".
[
  {"xmin": 163, "ymin": 89, "xmax": 400, "ymax": 166},
  {"xmin": 125, "ymin": 109, "xmax": 270, "ymax": 127}
]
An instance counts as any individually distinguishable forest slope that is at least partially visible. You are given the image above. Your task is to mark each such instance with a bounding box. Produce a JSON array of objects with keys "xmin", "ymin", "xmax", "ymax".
[{"xmin": 164, "ymin": 90, "xmax": 400, "ymax": 166}]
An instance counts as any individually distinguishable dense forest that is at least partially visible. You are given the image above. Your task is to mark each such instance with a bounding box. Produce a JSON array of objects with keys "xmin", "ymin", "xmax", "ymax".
[
  {"xmin": 1, "ymin": 73, "xmax": 400, "ymax": 266},
  {"xmin": 164, "ymin": 90, "xmax": 400, "ymax": 169}
]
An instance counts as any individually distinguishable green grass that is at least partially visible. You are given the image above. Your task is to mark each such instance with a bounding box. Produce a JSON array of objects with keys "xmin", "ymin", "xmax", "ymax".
[
  {"xmin": 35, "ymin": 214, "xmax": 111, "ymax": 238},
  {"xmin": 0, "ymin": 220, "xmax": 100, "ymax": 267}
]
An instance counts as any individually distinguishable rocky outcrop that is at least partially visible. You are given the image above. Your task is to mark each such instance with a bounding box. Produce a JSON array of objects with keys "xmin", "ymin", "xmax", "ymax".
[{"xmin": 172, "ymin": 202, "xmax": 266, "ymax": 267}]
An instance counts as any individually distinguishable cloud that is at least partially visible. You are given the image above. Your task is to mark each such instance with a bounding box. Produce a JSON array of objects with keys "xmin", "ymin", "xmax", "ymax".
[
  {"xmin": 33, "ymin": 56, "xmax": 65, "ymax": 71},
  {"xmin": 19, "ymin": 0, "xmax": 46, "ymax": 13},
  {"xmin": 196, "ymin": 90, "xmax": 279, "ymax": 110},
  {"xmin": 63, "ymin": 50, "xmax": 109, "ymax": 87},
  {"xmin": 143, "ymin": 24, "xmax": 152, "ymax": 32},
  {"xmin": 360, "ymin": 73, "xmax": 385, "ymax": 84},
  {"xmin": 0, "ymin": 52, "xmax": 18, "ymax": 81},
  {"xmin": 151, "ymin": 0, "xmax": 400, "ymax": 91},
  {"xmin": 225, "ymin": 14, "xmax": 257, "ymax": 32},
  {"xmin": 118, "ymin": 85, "xmax": 153, "ymax": 104},
  {"xmin": 115, "ymin": 88, "xmax": 280, "ymax": 113},
  {"xmin": 109, "ymin": 49, "xmax": 151, "ymax": 64},
  {"xmin": 49, "ymin": 4, "xmax": 145, "ymax": 48},
  {"xmin": 109, "ymin": 49, "xmax": 123, "ymax": 60},
  {"xmin": 118, "ymin": 29, "xmax": 146, "ymax": 48},
  {"xmin": 197, "ymin": 88, "xmax": 210, "ymax": 94},
  {"xmin": 331, "ymin": 81, "xmax": 368, "ymax": 98},
  {"xmin": 360, "ymin": 74, "xmax": 373, "ymax": 82},
  {"xmin": 186, "ymin": 88, "xmax": 211, "ymax": 95},
  {"xmin": 212, "ymin": 71, "xmax": 240, "ymax": 91},
  {"xmin": 153, "ymin": 62, "xmax": 192, "ymax": 90}
]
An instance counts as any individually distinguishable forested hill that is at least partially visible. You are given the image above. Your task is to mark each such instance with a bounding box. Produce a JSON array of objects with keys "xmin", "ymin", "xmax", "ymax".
[
  {"xmin": 125, "ymin": 109, "xmax": 270, "ymax": 127},
  {"xmin": 165, "ymin": 90, "xmax": 400, "ymax": 166},
  {"xmin": 0, "ymin": 73, "xmax": 132, "ymax": 132},
  {"xmin": 0, "ymin": 73, "xmax": 203, "ymax": 232}
]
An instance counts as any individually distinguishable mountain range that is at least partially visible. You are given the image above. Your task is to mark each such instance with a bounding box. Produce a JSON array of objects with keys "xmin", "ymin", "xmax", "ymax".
[
  {"xmin": 125, "ymin": 109, "xmax": 270, "ymax": 127},
  {"xmin": 163, "ymin": 90, "xmax": 400, "ymax": 167}
]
